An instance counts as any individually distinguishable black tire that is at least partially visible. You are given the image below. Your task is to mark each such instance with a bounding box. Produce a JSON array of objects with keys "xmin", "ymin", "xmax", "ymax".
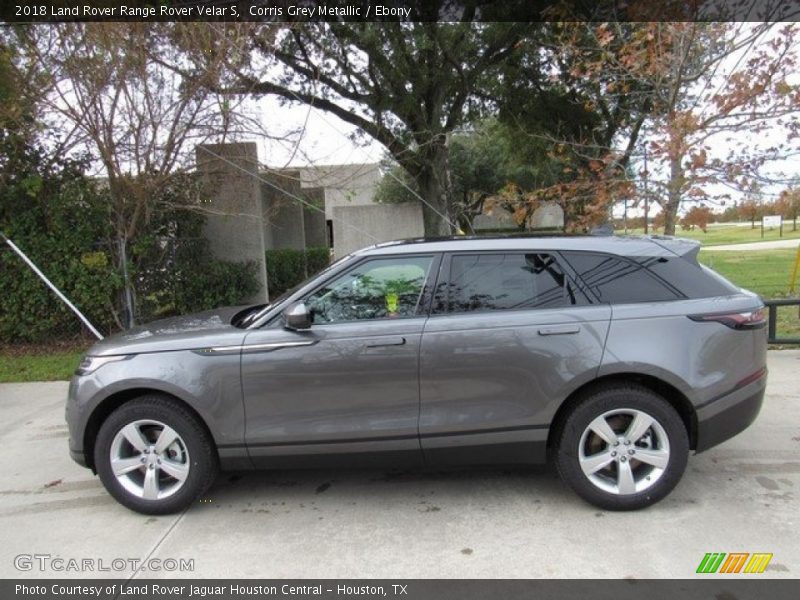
[
  {"xmin": 554, "ymin": 383, "xmax": 689, "ymax": 511},
  {"xmin": 94, "ymin": 394, "xmax": 218, "ymax": 515}
]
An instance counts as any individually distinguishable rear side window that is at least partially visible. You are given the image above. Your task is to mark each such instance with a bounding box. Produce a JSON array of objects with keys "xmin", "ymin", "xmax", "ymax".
[
  {"xmin": 562, "ymin": 252, "xmax": 682, "ymax": 304},
  {"xmin": 640, "ymin": 256, "xmax": 739, "ymax": 298},
  {"xmin": 441, "ymin": 253, "xmax": 587, "ymax": 313}
]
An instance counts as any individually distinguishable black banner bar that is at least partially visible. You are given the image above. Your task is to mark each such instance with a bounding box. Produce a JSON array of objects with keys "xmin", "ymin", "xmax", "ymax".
[
  {"xmin": 3, "ymin": 580, "xmax": 800, "ymax": 600},
  {"xmin": 3, "ymin": 0, "xmax": 800, "ymax": 23}
]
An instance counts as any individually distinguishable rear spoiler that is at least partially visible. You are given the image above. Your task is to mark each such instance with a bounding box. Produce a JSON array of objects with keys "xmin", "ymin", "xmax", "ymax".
[{"xmin": 648, "ymin": 236, "xmax": 701, "ymax": 263}]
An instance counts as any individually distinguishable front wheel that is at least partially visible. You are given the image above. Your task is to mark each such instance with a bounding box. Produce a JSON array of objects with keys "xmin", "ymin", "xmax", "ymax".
[
  {"xmin": 554, "ymin": 384, "xmax": 689, "ymax": 511},
  {"xmin": 94, "ymin": 395, "xmax": 218, "ymax": 515}
]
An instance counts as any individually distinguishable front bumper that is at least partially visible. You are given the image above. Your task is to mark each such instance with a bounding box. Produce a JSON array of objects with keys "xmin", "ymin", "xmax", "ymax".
[
  {"xmin": 695, "ymin": 372, "xmax": 766, "ymax": 452},
  {"xmin": 69, "ymin": 447, "xmax": 88, "ymax": 468},
  {"xmin": 66, "ymin": 375, "xmax": 92, "ymax": 469}
]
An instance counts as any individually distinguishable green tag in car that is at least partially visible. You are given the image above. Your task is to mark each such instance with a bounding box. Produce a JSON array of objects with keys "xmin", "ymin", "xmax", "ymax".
[{"xmin": 385, "ymin": 292, "xmax": 399, "ymax": 313}]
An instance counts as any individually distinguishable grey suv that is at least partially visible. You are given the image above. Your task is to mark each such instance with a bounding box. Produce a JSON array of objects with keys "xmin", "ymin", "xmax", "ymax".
[{"xmin": 66, "ymin": 235, "xmax": 767, "ymax": 514}]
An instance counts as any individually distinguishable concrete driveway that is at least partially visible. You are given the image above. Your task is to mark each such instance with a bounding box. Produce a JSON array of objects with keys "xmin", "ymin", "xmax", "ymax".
[{"xmin": 1, "ymin": 351, "xmax": 798, "ymax": 579}]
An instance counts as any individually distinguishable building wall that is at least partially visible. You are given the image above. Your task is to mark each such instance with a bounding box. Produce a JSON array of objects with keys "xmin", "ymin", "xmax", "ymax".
[
  {"xmin": 303, "ymin": 208, "xmax": 328, "ymax": 248},
  {"xmin": 332, "ymin": 203, "xmax": 425, "ymax": 258},
  {"xmin": 195, "ymin": 142, "xmax": 268, "ymax": 304},
  {"xmin": 261, "ymin": 170, "xmax": 324, "ymax": 251},
  {"xmin": 195, "ymin": 143, "xmax": 426, "ymax": 301},
  {"xmin": 297, "ymin": 164, "xmax": 383, "ymax": 220}
]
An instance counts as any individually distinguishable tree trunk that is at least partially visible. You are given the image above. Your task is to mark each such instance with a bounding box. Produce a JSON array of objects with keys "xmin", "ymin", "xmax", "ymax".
[
  {"xmin": 662, "ymin": 156, "xmax": 684, "ymax": 236},
  {"xmin": 414, "ymin": 141, "xmax": 455, "ymax": 237}
]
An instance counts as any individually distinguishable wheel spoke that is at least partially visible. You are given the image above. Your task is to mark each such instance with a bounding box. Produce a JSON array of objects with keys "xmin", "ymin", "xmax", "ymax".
[
  {"xmin": 154, "ymin": 426, "xmax": 180, "ymax": 454},
  {"xmin": 625, "ymin": 413, "xmax": 654, "ymax": 444},
  {"xmin": 633, "ymin": 448, "xmax": 669, "ymax": 469},
  {"xmin": 159, "ymin": 458, "xmax": 189, "ymax": 481},
  {"xmin": 616, "ymin": 460, "xmax": 636, "ymax": 494},
  {"xmin": 112, "ymin": 456, "xmax": 143, "ymax": 476},
  {"xmin": 580, "ymin": 451, "xmax": 615, "ymax": 476},
  {"xmin": 588, "ymin": 416, "xmax": 617, "ymax": 445},
  {"xmin": 142, "ymin": 467, "xmax": 159, "ymax": 500},
  {"xmin": 120, "ymin": 423, "xmax": 149, "ymax": 452}
]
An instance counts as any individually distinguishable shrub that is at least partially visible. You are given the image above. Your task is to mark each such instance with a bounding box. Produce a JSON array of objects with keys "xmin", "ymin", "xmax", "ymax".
[
  {"xmin": 1, "ymin": 151, "xmax": 260, "ymax": 342},
  {"xmin": 173, "ymin": 258, "xmax": 259, "ymax": 314},
  {"xmin": 266, "ymin": 247, "xmax": 331, "ymax": 298},
  {"xmin": 0, "ymin": 146, "xmax": 121, "ymax": 343}
]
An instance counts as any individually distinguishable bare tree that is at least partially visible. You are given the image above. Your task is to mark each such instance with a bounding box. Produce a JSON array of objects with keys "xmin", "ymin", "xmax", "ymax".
[
  {"xmin": 604, "ymin": 23, "xmax": 799, "ymax": 235},
  {"xmin": 18, "ymin": 23, "xmax": 268, "ymax": 325},
  {"xmin": 532, "ymin": 22, "xmax": 800, "ymax": 234}
]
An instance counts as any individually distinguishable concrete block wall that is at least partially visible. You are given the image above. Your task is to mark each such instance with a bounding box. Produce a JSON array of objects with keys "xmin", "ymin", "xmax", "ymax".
[
  {"xmin": 196, "ymin": 142, "xmax": 426, "ymax": 301},
  {"xmin": 332, "ymin": 203, "xmax": 424, "ymax": 258},
  {"xmin": 195, "ymin": 143, "xmax": 268, "ymax": 304},
  {"xmin": 261, "ymin": 170, "xmax": 327, "ymax": 250}
]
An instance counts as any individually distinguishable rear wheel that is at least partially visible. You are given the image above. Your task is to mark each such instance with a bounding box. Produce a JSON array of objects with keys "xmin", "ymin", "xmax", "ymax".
[
  {"xmin": 554, "ymin": 384, "xmax": 689, "ymax": 510},
  {"xmin": 94, "ymin": 395, "xmax": 218, "ymax": 514}
]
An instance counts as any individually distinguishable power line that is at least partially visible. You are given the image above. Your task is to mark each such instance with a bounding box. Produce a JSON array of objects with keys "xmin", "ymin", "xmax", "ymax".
[{"xmin": 284, "ymin": 99, "xmax": 459, "ymax": 232}]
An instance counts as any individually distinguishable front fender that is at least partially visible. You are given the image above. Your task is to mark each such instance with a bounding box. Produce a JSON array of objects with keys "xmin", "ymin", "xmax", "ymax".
[{"xmin": 67, "ymin": 350, "xmax": 245, "ymax": 463}]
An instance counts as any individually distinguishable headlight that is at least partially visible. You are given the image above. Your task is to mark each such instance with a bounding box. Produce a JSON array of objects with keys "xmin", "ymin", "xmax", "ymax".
[{"xmin": 75, "ymin": 355, "xmax": 131, "ymax": 376}]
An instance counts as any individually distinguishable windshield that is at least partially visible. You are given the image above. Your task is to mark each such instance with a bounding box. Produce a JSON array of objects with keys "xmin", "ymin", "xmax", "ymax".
[{"xmin": 236, "ymin": 252, "xmax": 355, "ymax": 328}]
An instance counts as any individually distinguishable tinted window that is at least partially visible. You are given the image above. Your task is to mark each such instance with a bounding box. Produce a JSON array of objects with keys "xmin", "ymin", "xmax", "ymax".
[
  {"xmin": 637, "ymin": 256, "xmax": 738, "ymax": 298},
  {"xmin": 443, "ymin": 253, "xmax": 585, "ymax": 313},
  {"xmin": 562, "ymin": 252, "xmax": 682, "ymax": 303},
  {"xmin": 305, "ymin": 256, "xmax": 433, "ymax": 323}
]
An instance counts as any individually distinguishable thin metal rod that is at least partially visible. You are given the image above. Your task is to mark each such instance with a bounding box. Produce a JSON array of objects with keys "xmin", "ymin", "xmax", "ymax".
[{"xmin": 1, "ymin": 232, "xmax": 104, "ymax": 340}]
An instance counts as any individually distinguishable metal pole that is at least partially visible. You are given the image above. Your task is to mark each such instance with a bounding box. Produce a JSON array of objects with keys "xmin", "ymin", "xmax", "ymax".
[
  {"xmin": 789, "ymin": 243, "xmax": 800, "ymax": 294},
  {"xmin": 623, "ymin": 198, "xmax": 628, "ymax": 234},
  {"xmin": 1, "ymin": 232, "xmax": 104, "ymax": 340},
  {"xmin": 643, "ymin": 145, "xmax": 649, "ymax": 234}
]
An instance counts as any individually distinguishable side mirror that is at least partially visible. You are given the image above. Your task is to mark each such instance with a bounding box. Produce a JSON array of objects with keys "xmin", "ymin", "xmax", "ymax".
[{"xmin": 283, "ymin": 301, "xmax": 312, "ymax": 331}]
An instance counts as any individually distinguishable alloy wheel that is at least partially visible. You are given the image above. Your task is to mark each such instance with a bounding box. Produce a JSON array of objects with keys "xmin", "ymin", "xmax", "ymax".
[
  {"xmin": 577, "ymin": 408, "xmax": 670, "ymax": 495},
  {"xmin": 109, "ymin": 419, "xmax": 190, "ymax": 500}
]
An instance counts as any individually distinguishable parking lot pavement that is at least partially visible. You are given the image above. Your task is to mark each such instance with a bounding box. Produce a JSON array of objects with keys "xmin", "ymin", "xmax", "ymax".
[{"xmin": 1, "ymin": 351, "xmax": 798, "ymax": 580}]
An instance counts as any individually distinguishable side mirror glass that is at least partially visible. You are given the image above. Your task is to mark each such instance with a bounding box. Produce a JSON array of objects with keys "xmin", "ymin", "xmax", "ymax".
[{"xmin": 283, "ymin": 301, "xmax": 312, "ymax": 331}]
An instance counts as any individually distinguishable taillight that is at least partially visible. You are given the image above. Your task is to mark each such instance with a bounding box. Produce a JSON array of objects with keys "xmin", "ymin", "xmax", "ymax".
[{"xmin": 688, "ymin": 308, "xmax": 766, "ymax": 330}]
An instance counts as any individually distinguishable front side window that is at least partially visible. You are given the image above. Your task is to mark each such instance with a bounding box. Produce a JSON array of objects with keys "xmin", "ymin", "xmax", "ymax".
[
  {"xmin": 443, "ymin": 253, "xmax": 584, "ymax": 314},
  {"xmin": 305, "ymin": 255, "xmax": 434, "ymax": 324}
]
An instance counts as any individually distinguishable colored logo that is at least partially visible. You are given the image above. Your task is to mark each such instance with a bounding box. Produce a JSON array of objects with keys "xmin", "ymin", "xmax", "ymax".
[{"xmin": 696, "ymin": 552, "xmax": 773, "ymax": 574}]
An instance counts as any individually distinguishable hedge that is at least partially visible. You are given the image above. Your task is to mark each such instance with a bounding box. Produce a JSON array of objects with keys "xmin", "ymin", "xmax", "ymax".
[
  {"xmin": 265, "ymin": 247, "xmax": 331, "ymax": 298},
  {"xmin": 1, "ymin": 149, "xmax": 259, "ymax": 343}
]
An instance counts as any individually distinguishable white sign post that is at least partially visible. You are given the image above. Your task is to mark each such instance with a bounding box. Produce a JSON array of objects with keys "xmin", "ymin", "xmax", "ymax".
[{"xmin": 762, "ymin": 215, "xmax": 783, "ymax": 238}]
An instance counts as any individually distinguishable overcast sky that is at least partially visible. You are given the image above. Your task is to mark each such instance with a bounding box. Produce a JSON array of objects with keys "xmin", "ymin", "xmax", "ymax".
[{"xmin": 254, "ymin": 97, "xmax": 384, "ymax": 170}]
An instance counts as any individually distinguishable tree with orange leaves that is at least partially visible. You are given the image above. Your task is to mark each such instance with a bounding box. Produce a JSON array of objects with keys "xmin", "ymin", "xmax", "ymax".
[
  {"xmin": 541, "ymin": 22, "xmax": 800, "ymax": 235},
  {"xmin": 622, "ymin": 23, "xmax": 798, "ymax": 235},
  {"xmin": 681, "ymin": 205, "xmax": 714, "ymax": 232}
]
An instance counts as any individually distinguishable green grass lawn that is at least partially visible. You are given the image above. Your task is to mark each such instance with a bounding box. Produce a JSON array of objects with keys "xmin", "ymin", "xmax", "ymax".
[
  {"xmin": 699, "ymin": 248, "xmax": 798, "ymax": 297},
  {"xmin": 700, "ymin": 248, "xmax": 800, "ymax": 340},
  {"xmin": 622, "ymin": 223, "xmax": 800, "ymax": 246},
  {"xmin": 0, "ymin": 346, "xmax": 86, "ymax": 383}
]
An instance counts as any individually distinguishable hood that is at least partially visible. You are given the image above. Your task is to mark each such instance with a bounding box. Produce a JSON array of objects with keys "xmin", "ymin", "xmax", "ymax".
[{"xmin": 88, "ymin": 306, "xmax": 252, "ymax": 356}]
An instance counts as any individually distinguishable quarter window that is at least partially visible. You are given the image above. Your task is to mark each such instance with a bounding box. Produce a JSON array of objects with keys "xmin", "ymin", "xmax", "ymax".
[
  {"xmin": 443, "ymin": 253, "xmax": 585, "ymax": 314},
  {"xmin": 305, "ymin": 256, "xmax": 434, "ymax": 323},
  {"xmin": 562, "ymin": 252, "xmax": 682, "ymax": 303}
]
